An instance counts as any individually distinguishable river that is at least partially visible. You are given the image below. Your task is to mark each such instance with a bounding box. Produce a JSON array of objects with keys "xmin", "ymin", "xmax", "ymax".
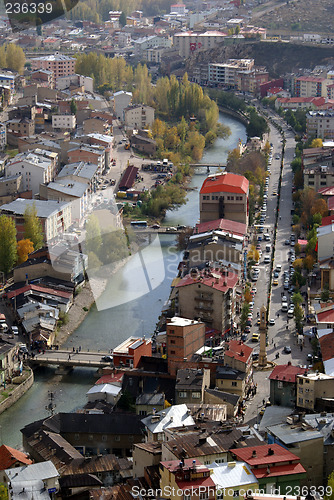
[{"xmin": 0, "ymin": 112, "xmax": 247, "ymax": 448}]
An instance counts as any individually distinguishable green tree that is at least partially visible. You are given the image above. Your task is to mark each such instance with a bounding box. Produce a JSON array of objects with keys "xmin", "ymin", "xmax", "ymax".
[
  {"xmin": 24, "ymin": 204, "xmax": 44, "ymax": 250},
  {"xmin": 294, "ymin": 303, "xmax": 304, "ymax": 334},
  {"xmin": 85, "ymin": 214, "xmax": 102, "ymax": 256},
  {"xmin": 119, "ymin": 11, "xmax": 127, "ymax": 26},
  {"xmin": 240, "ymin": 302, "xmax": 250, "ymax": 331},
  {"xmin": 0, "ymin": 215, "xmax": 17, "ymax": 275},
  {"xmin": 70, "ymin": 98, "xmax": 77, "ymax": 115},
  {"xmin": 292, "ymin": 292, "xmax": 303, "ymax": 307},
  {"xmin": 321, "ymin": 288, "xmax": 330, "ymax": 303}
]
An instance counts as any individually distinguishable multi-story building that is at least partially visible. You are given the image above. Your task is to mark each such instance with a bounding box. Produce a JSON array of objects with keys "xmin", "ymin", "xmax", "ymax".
[
  {"xmin": 30, "ymin": 53, "xmax": 76, "ymax": 79},
  {"xmin": 112, "ymin": 337, "xmax": 152, "ymax": 369},
  {"xmin": 0, "ymin": 198, "xmax": 71, "ymax": 242},
  {"xmin": 6, "ymin": 118, "xmax": 34, "ymax": 145},
  {"xmin": 57, "ymin": 161, "xmax": 99, "ymax": 194},
  {"xmin": 166, "ymin": 317, "xmax": 205, "ymax": 376},
  {"xmin": 52, "ymin": 114, "xmax": 76, "ymax": 131},
  {"xmin": 39, "ymin": 179, "xmax": 89, "ymax": 222},
  {"xmin": 67, "ymin": 144, "xmax": 105, "ymax": 176},
  {"xmin": 124, "ymin": 104, "xmax": 155, "ymax": 129},
  {"xmin": 160, "ymin": 459, "xmax": 215, "ymax": 500},
  {"xmin": 199, "ymin": 172, "xmax": 249, "ymax": 225},
  {"xmin": 5, "ymin": 149, "xmax": 58, "ymax": 196},
  {"xmin": 208, "ymin": 59, "xmax": 254, "ymax": 88},
  {"xmin": 306, "ymin": 110, "xmax": 334, "ymax": 140},
  {"xmin": 0, "ymin": 123, "xmax": 6, "ymax": 151},
  {"xmin": 83, "ymin": 117, "xmax": 111, "ymax": 135},
  {"xmin": 0, "ymin": 71, "xmax": 15, "ymax": 103},
  {"xmin": 175, "ymin": 368, "xmax": 210, "ymax": 404},
  {"xmin": 295, "ymin": 76, "xmax": 330, "ymax": 98},
  {"xmin": 175, "ymin": 268, "xmax": 238, "ymax": 336},
  {"xmin": 173, "ymin": 31, "xmax": 227, "ymax": 59},
  {"xmin": 31, "ymin": 69, "xmax": 54, "ymax": 89},
  {"xmin": 236, "ymin": 67, "xmax": 269, "ymax": 95},
  {"xmin": 269, "ymin": 363, "xmax": 308, "ymax": 407},
  {"xmin": 296, "ymin": 372, "xmax": 334, "ymax": 411},
  {"xmin": 112, "ymin": 91, "xmax": 132, "ymax": 121}
]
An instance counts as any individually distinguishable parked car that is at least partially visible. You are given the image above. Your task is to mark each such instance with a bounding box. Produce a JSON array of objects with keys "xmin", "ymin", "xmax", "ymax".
[
  {"xmin": 11, "ymin": 326, "xmax": 19, "ymax": 335},
  {"xmin": 283, "ymin": 346, "xmax": 292, "ymax": 354},
  {"xmin": 269, "ymin": 318, "xmax": 275, "ymax": 326},
  {"xmin": 101, "ymin": 355, "xmax": 113, "ymax": 362}
]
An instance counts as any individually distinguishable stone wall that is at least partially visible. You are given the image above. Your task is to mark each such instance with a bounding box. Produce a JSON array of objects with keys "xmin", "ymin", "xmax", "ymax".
[{"xmin": 0, "ymin": 369, "xmax": 34, "ymax": 415}]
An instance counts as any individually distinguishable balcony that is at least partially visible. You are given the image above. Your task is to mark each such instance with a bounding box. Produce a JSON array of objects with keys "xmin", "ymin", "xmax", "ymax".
[
  {"xmin": 195, "ymin": 305, "xmax": 213, "ymax": 313},
  {"xmin": 195, "ymin": 295, "xmax": 213, "ymax": 303}
]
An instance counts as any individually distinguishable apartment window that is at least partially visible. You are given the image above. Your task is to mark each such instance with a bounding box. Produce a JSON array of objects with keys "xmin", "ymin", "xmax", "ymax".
[
  {"xmin": 278, "ymin": 381, "xmax": 283, "ymax": 389},
  {"xmin": 179, "ymin": 391, "xmax": 187, "ymax": 398},
  {"xmin": 171, "ymin": 350, "xmax": 175, "ymax": 355},
  {"xmin": 299, "ymin": 379, "xmax": 303, "ymax": 384},
  {"xmin": 231, "ymin": 381, "xmax": 237, "ymax": 387},
  {"xmin": 192, "ymin": 392, "xmax": 201, "ymax": 399},
  {"xmin": 299, "ymin": 397, "xmax": 303, "ymax": 404},
  {"xmin": 299, "ymin": 388, "xmax": 303, "ymax": 394},
  {"xmin": 114, "ymin": 435, "xmax": 120, "ymax": 442},
  {"xmin": 157, "ymin": 432, "xmax": 164, "ymax": 441},
  {"xmin": 305, "ymin": 379, "xmax": 310, "ymax": 383},
  {"xmin": 200, "ymin": 493, "xmax": 208, "ymax": 500},
  {"xmin": 169, "ymin": 330, "xmax": 174, "ymax": 334},
  {"xmin": 170, "ymin": 339, "xmax": 175, "ymax": 344}
]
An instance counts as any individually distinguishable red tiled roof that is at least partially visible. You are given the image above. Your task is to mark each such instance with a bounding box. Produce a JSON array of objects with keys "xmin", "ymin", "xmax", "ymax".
[
  {"xmin": 267, "ymin": 87, "xmax": 284, "ymax": 94},
  {"xmin": 321, "ymin": 215, "xmax": 334, "ymax": 227},
  {"xmin": 269, "ymin": 364, "xmax": 307, "ymax": 383},
  {"xmin": 316, "ymin": 303, "xmax": 334, "ymax": 324},
  {"xmin": 319, "ymin": 187, "xmax": 334, "ymax": 197},
  {"xmin": 0, "ymin": 445, "xmax": 32, "ymax": 470},
  {"xmin": 253, "ymin": 462, "xmax": 306, "ymax": 479},
  {"xmin": 176, "ymin": 270, "xmax": 238, "ymax": 293},
  {"xmin": 96, "ymin": 372, "xmax": 124, "ymax": 385},
  {"xmin": 200, "ymin": 172, "xmax": 249, "ymax": 195},
  {"xmin": 6, "ymin": 284, "xmax": 72, "ymax": 300},
  {"xmin": 318, "ymin": 330, "xmax": 334, "ymax": 361},
  {"xmin": 230, "ymin": 443, "xmax": 300, "ymax": 466},
  {"xmin": 176, "ymin": 476, "xmax": 215, "ymax": 490},
  {"xmin": 328, "ymin": 197, "xmax": 334, "ymax": 212},
  {"xmin": 224, "ymin": 339, "xmax": 252, "ymax": 363},
  {"xmin": 161, "ymin": 458, "xmax": 208, "ymax": 473},
  {"xmin": 194, "ymin": 218, "xmax": 247, "ymax": 236}
]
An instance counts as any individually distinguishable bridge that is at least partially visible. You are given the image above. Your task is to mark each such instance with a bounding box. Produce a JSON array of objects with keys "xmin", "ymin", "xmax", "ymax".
[
  {"xmin": 28, "ymin": 349, "xmax": 113, "ymax": 369},
  {"xmin": 131, "ymin": 226, "xmax": 191, "ymax": 235},
  {"xmin": 190, "ymin": 163, "xmax": 226, "ymax": 169}
]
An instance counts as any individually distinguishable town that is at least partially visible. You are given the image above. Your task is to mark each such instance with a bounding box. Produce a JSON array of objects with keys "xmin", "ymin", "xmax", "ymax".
[{"xmin": 0, "ymin": 0, "xmax": 334, "ymax": 498}]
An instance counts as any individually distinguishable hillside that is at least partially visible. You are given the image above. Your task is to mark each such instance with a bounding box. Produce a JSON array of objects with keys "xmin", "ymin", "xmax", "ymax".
[{"xmin": 186, "ymin": 41, "xmax": 334, "ymax": 78}]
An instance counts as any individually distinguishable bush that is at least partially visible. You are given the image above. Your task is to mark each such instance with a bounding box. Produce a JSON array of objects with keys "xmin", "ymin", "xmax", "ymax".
[{"xmin": 83, "ymin": 306, "xmax": 89, "ymax": 312}]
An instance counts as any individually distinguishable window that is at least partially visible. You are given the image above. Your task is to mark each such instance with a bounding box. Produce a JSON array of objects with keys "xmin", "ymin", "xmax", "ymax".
[
  {"xmin": 102, "ymin": 435, "xmax": 107, "ymax": 441},
  {"xmin": 114, "ymin": 435, "xmax": 120, "ymax": 442},
  {"xmin": 171, "ymin": 350, "xmax": 175, "ymax": 354},
  {"xmin": 179, "ymin": 391, "xmax": 187, "ymax": 398},
  {"xmin": 305, "ymin": 379, "xmax": 309, "ymax": 383},
  {"xmin": 299, "ymin": 388, "xmax": 303, "ymax": 394},
  {"xmin": 231, "ymin": 381, "xmax": 237, "ymax": 387},
  {"xmin": 192, "ymin": 392, "xmax": 201, "ymax": 399},
  {"xmin": 200, "ymin": 493, "xmax": 208, "ymax": 500},
  {"xmin": 299, "ymin": 397, "xmax": 303, "ymax": 404},
  {"xmin": 88, "ymin": 434, "xmax": 93, "ymax": 441},
  {"xmin": 74, "ymin": 433, "xmax": 79, "ymax": 440},
  {"xmin": 233, "ymin": 491, "xmax": 239, "ymax": 498},
  {"xmin": 278, "ymin": 381, "xmax": 283, "ymax": 389},
  {"xmin": 170, "ymin": 339, "xmax": 175, "ymax": 344},
  {"xmin": 169, "ymin": 330, "xmax": 174, "ymax": 334}
]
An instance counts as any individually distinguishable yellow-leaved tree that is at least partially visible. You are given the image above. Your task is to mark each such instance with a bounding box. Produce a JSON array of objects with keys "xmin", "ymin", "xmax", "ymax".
[{"xmin": 17, "ymin": 239, "xmax": 34, "ymax": 265}]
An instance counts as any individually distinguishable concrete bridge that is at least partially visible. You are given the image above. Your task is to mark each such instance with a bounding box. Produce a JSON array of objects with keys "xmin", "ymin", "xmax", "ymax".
[
  {"xmin": 190, "ymin": 163, "xmax": 226, "ymax": 169},
  {"xmin": 29, "ymin": 349, "xmax": 113, "ymax": 370}
]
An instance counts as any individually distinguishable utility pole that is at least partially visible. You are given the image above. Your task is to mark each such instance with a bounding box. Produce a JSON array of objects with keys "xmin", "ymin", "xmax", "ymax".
[{"xmin": 45, "ymin": 391, "xmax": 56, "ymax": 416}]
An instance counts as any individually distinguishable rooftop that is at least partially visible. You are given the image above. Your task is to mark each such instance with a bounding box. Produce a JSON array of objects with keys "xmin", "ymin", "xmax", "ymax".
[
  {"xmin": 113, "ymin": 336, "xmax": 150, "ymax": 354},
  {"xmin": 230, "ymin": 443, "xmax": 301, "ymax": 466},
  {"xmin": 269, "ymin": 363, "xmax": 308, "ymax": 383},
  {"xmin": 194, "ymin": 218, "xmax": 247, "ymax": 237},
  {"xmin": 1, "ymin": 198, "xmax": 70, "ymax": 218},
  {"xmin": 167, "ymin": 317, "xmax": 202, "ymax": 328},
  {"xmin": 209, "ymin": 461, "xmax": 257, "ymax": 488},
  {"xmin": 200, "ymin": 172, "xmax": 249, "ymax": 195},
  {"xmin": 141, "ymin": 404, "xmax": 195, "ymax": 434},
  {"xmin": 176, "ymin": 269, "xmax": 238, "ymax": 293}
]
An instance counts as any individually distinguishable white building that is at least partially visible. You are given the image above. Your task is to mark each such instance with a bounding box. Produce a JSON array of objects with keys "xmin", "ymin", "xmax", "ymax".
[
  {"xmin": 307, "ymin": 110, "xmax": 334, "ymax": 140},
  {"xmin": 52, "ymin": 114, "xmax": 76, "ymax": 130},
  {"xmin": 112, "ymin": 90, "xmax": 132, "ymax": 121},
  {"xmin": 40, "ymin": 179, "xmax": 89, "ymax": 222},
  {"xmin": 173, "ymin": 31, "xmax": 227, "ymax": 58},
  {"xmin": 0, "ymin": 71, "xmax": 15, "ymax": 103},
  {"xmin": 124, "ymin": 104, "xmax": 155, "ymax": 129},
  {"xmin": 5, "ymin": 149, "xmax": 58, "ymax": 196},
  {"xmin": 55, "ymin": 74, "xmax": 93, "ymax": 93},
  {"xmin": 5, "ymin": 461, "xmax": 59, "ymax": 498},
  {"xmin": 208, "ymin": 59, "xmax": 254, "ymax": 88}
]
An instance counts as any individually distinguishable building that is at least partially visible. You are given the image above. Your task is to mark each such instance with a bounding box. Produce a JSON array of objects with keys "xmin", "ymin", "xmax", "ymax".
[
  {"xmin": 0, "ymin": 342, "xmax": 18, "ymax": 386},
  {"xmin": 57, "ymin": 161, "xmax": 99, "ymax": 194},
  {"xmin": 317, "ymin": 222, "xmax": 334, "ymax": 261},
  {"xmin": 295, "ymin": 76, "xmax": 330, "ymax": 98},
  {"xmin": 275, "ymin": 96, "xmax": 329, "ymax": 111},
  {"xmin": 141, "ymin": 404, "xmax": 195, "ymax": 442},
  {"xmin": 135, "ymin": 392, "xmax": 165, "ymax": 416},
  {"xmin": 132, "ymin": 442, "xmax": 162, "ymax": 478},
  {"xmin": 124, "ymin": 105, "xmax": 155, "ymax": 129},
  {"xmin": 0, "ymin": 198, "xmax": 72, "ymax": 242},
  {"xmin": 224, "ymin": 339, "xmax": 253, "ymax": 392},
  {"xmin": 0, "ymin": 445, "xmax": 32, "ymax": 485},
  {"xmin": 67, "ymin": 144, "xmax": 105, "ymax": 176},
  {"xmin": 303, "ymin": 145, "xmax": 334, "ymax": 189},
  {"xmin": 215, "ymin": 366, "xmax": 246, "ymax": 398},
  {"xmin": 112, "ymin": 91, "xmax": 132, "ymax": 121},
  {"xmin": 31, "ymin": 53, "xmax": 76, "ymax": 78},
  {"xmin": 119, "ymin": 165, "xmax": 139, "ymax": 190},
  {"xmin": 307, "ymin": 111, "xmax": 334, "ymax": 140},
  {"xmin": 130, "ymin": 134, "xmax": 157, "ymax": 155},
  {"xmin": 230, "ymin": 443, "xmax": 306, "ymax": 494},
  {"xmin": 296, "ymin": 372, "xmax": 334, "ymax": 411},
  {"xmin": 5, "ymin": 149, "xmax": 58, "ymax": 196},
  {"xmin": 166, "ymin": 317, "xmax": 205, "ymax": 376},
  {"xmin": 83, "ymin": 116, "xmax": 111, "ymax": 135},
  {"xmin": 52, "ymin": 114, "xmax": 76, "ymax": 131},
  {"xmin": 39, "ymin": 179, "xmax": 89, "ymax": 222},
  {"xmin": 0, "ymin": 123, "xmax": 6, "ymax": 151},
  {"xmin": 112, "ymin": 337, "xmax": 152, "ymax": 369},
  {"xmin": 31, "ymin": 69, "xmax": 54, "ymax": 88},
  {"xmin": 175, "ymin": 368, "xmax": 210, "ymax": 404},
  {"xmin": 269, "ymin": 363, "xmax": 308, "ymax": 408},
  {"xmin": 6, "ymin": 117, "xmax": 34, "ymax": 145},
  {"xmin": 208, "ymin": 59, "xmax": 254, "ymax": 88},
  {"xmin": 5, "ymin": 461, "xmax": 60, "ymax": 498},
  {"xmin": 86, "ymin": 383, "xmax": 122, "ymax": 406},
  {"xmin": 209, "ymin": 461, "xmax": 258, "ymax": 500},
  {"xmin": 159, "ymin": 458, "xmax": 215, "ymax": 500},
  {"xmin": 199, "ymin": 172, "xmax": 249, "ymax": 225},
  {"xmin": 175, "ymin": 268, "xmax": 238, "ymax": 337},
  {"xmin": 173, "ymin": 31, "xmax": 227, "ymax": 59}
]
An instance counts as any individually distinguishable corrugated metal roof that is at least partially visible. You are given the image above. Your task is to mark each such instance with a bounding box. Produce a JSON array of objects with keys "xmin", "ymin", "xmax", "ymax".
[{"xmin": 119, "ymin": 165, "xmax": 139, "ymax": 190}]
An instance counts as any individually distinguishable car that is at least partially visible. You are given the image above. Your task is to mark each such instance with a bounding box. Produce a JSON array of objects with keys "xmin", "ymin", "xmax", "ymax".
[
  {"xmin": 264, "ymin": 256, "xmax": 271, "ymax": 264},
  {"xmin": 251, "ymin": 333, "xmax": 260, "ymax": 342},
  {"xmin": 11, "ymin": 326, "xmax": 19, "ymax": 335},
  {"xmin": 177, "ymin": 225, "xmax": 186, "ymax": 230},
  {"xmin": 283, "ymin": 346, "xmax": 292, "ymax": 354},
  {"xmin": 241, "ymin": 333, "xmax": 248, "ymax": 342},
  {"xmin": 257, "ymin": 236, "xmax": 262, "ymax": 242},
  {"xmin": 273, "ymin": 279, "xmax": 279, "ymax": 286},
  {"xmin": 252, "ymin": 286, "xmax": 257, "ymax": 293},
  {"xmin": 287, "ymin": 308, "xmax": 295, "ymax": 318},
  {"xmin": 101, "ymin": 355, "xmax": 113, "ymax": 362},
  {"xmin": 284, "ymin": 281, "xmax": 290, "ymax": 290},
  {"xmin": 256, "ymin": 243, "xmax": 261, "ymax": 250},
  {"xmin": 118, "ymin": 140, "xmax": 122, "ymax": 145},
  {"xmin": 264, "ymin": 234, "xmax": 270, "ymax": 241},
  {"xmin": 275, "ymin": 154, "xmax": 280, "ymax": 160},
  {"xmin": 19, "ymin": 344, "xmax": 28, "ymax": 354},
  {"xmin": 252, "ymin": 351, "xmax": 259, "ymax": 360},
  {"xmin": 269, "ymin": 318, "xmax": 275, "ymax": 326},
  {"xmin": 282, "ymin": 295, "xmax": 288, "ymax": 302},
  {"xmin": 275, "ymin": 264, "xmax": 282, "ymax": 272},
  {"xmin": 273, "ymin": 271, "xmax": 279, "ymax": 278},
  {"xmin": 288, "ymin": 286, "xmax": 295, "ymax": 294},
  {"xmin": 246, "ymin": 319, "xmax": 252, "ymax": 327},
  {"xmin": 272, "ymin": 191, "xmax": 277, "ymax": 196},
  {"xmin": 258, "ymin": 226, "xmax": 264, "ymax": 233},
  {"xmin": 244, "ymin": 326, "xmax": 251, "ymax": 334},
  {"xmin": 166, "ymin": 227, "xmax": 177, "ymax": 231},
  {"xmin": 248, "ymin": 313, "xmax": 253, "ymax": 319},
  {"xmin": 256, "ymin": 318, "xmax": 261, "ymax": 326},
  {"xmin": 151, "ymin": 224, "xmax": 160, "ymax": 229},
  {"xmin": 285, "ymin": 239, "xmax": 290, "ymax": 245}
]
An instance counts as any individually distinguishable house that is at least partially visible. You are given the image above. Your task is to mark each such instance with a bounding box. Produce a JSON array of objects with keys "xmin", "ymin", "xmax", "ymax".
[
  {"xmin": 0, "ymin": 341, "xmax": 19, "ymax": 386},
  {"xmin": 6, "ymin": 282, "xmax": 73, "ymax": 313},
  {"xmin": 124, "ymin": 105, "xmax": 155, "ymax": 129},
  {"xmin": 314, "ymin": 302, "xmax": 334, "ymax": 329},
  {"xmin": 317, "ymin": 222, "xmax": 334, "ymax": 261},
  {"xmin": 209, "ymin": 461, "xmax": 258, "ymax": 500},
  {"xmin": 173, "ymin": 31, "xmax": 227, "ymax": 58},
  {"xmin": 303, "ymin": 147, "xmax": 334, "ymax": 190},
  {"xmin": 166, "ymin": 317, "xmax": 205, "ymax": 376},
  {"xmin": 119, "ymin": 165, "xmax": 139, "ymax": 190},
  {"xmin": 295, "ymin": 76, "xmax": 330, "ymax": 98},
  {"xmin": 133, "ymin": 442, "xmax": 162, "ymax": 478},
  {"xmin": 269, "ymin": 363, "xmax": 308, "ymax": 407},
  {"xmin": 112, "ymin": 91, "xmax": 132, "ymax": 121},
  {"xmin": 175, "ymin": 268, "xmax": 238, "ymax": 338},
  {"xmin": 204, "ymin": 389, "xmax": 240, "ymax": 418},
  {"xmin": 86, "ymin": 383, "xmax": 122, "ymax": 406},
  {"xmin": 0, "ymin": 445, "xmax": 32, "ymax": 485},
  {"xmin": 266, "ymin": 422, "xmax": 324, "ymax": 487},
  {"xmin": 199, "ymin": 172, "xmax": 249, "ymax": 225},
  {"xmin": 57, "ymin": 161, "xmax": 99, "ymax": 194},
  {"xmin": 39, "ymin": 179, "xmax": 89, "ymax": 222},
  {"xmin": 130, "ymin": 134, "xmax": 157, "ymax": 155},
  {"xmin": 159, "ymin": 459, "xmax": 215, "ymax": 500},
  {"xmin": 67, "ymin": 144, "xmax": 105, "ymax": 176},
  {"xmin": 135, "ymin": 392, "xmax": 165, "ymax": 416},
  {"xmin": 215, "ymin": 366, "xmax": 246, "ymax": 398},
  {"xmin": 0, "ymin": 124, "xmax": 6, "ymax": 152},
  {"xmin": 31, "ymin": 69, "xmax": 54, "ymax": 88},
  {"xmin": 208, "ymin": 59, "xmax": 254, "ymax": 89},
  {"xmin": 52, "ymin": 114, "xmax": 76, "ymax": 131},
  {"xmin": 83, "ymin": 116, "xmax": 111, "ymax": 135},
  {"xmin": 317, "ymin": 328, "xmax": 334, "ymax": 376},
  {"xmin": 230, "ymin": 443, "xmax": 306, "ymax": 494},
  {"xmin": 112, "ymin": 337, "xmax": 152, "ymax": 368},
  {"xmin": 303, "ymin": 412, "xmax": 334, "ymax": 480},
  {"xmin": 141, "ymin": 404, "xmax": 195, "ymax": 442},
  {"xmin": 175, "ymin": 368, "xmax": 210, "ymax": 404},
  {"xmin": 0, "ymin": 198, "xmax": 72, "ymax": 242},
  {"xmin": 5, "ymin": 461, "xmax": 60, "ymax": 498},
  {"xmin": 5, "ymin": 149, "xmax": 58, "ymax": 196},
  {"xmin": 296, "ymin": 372, "xmax": 334, "ymax": 411},
  {"xmin": 6, "ymin": 117, "xmax": 35, "ymax": 146}
]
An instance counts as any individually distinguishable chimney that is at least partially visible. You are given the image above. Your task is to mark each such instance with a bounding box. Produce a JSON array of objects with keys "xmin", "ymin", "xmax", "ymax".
[{"xmin": 252, "ymin": 450, "xmax": 256, "ymax": 457}]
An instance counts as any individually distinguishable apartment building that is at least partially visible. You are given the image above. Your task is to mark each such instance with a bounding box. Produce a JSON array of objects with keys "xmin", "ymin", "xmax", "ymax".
[
  {"xmin": 208, "ymin": 59, "xmax": 254, "ymax": 88},
  {"xmin": 112, "ymin": 91, "xmax": 132, "ymax": 121},
  {"xmin": 67, "ymin": 144, "xmax": 105, "ymax": 176},
  {"xmin": 306, "ymin": 110, "xmax": 334, "ymax": 140},
  {"xmin": 296, "ymin": 372, "xmax": 334, "ymax": 411},
  {"xmin": 124, "ymin": 104, "xmax": 155, "ymax": 129},
  {"xmin": 31, "ymin": 53, "xmax": 76, "ymax": 78},
  {"xmin": 166, "ymin": 317, "xmax": 205, "ymax": 375},
  {"xmin": 0, "ymin": 123, "xmax": 6, "ymax": 151},
  {"xmin": 173, "ymin": 31, "xmax": 226, "ymax": 58},
  {"xmin": 52, "ymin": 114, "xmax": 76, "ymax": 131},
  {"xmin": 295, "ymin": 76, "xmax": 330, "ymax": 98}
]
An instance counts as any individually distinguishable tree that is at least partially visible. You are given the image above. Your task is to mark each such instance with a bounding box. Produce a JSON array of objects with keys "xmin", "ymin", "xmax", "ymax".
[
  {"xmin": 311, "ymin": 138, "xmax": 323, "ymax": 148},
  {"xmin": 293, "ymin": 258, "xmax": 303, "ymax": 272},
  {"xmin": 119, "ymin": 11, "xmax": 127, "ymax": 27},
  {"xmin": 303, "ymin": 254, "xmax": 315, "ymax": 272},
  {"xmin": 24, "ymin": 204, "xmax": 44, "ymax": 250},
  {"xmin": 70, "ymin": 98, "xmax": 77, "ymax": 115},
  {"xmin": 17, "ymin": 239, "xmax": 34, "ymax": 264},
  {"xmin": 0, "ymin": 215, "xmax": 17, "ymax": 275},
  {"xmin": 240, "ymin": 302, "xmax": 250, "ymax": 331},
  {"xmin": 294, "ymin": 303, "xmax": 304, "ymax": 334},
  {"xmin": 326, "ymin": 470, "xmax": 334, "ymax": 500},
  {"xmin": 321, "ymin": 288, "xmax": 330, "ymax": 303},
  {"xmin": 244, "ymin": 287, "xmax": 252, "ymax": 303},
  {"xmin": 85, "ymin": 214, "xmax": 102, "ymax": 257},
  {"xmin": 292, "ymin": 292, "xmax": 303, "ymax": 307},
  {"xmin": 0, "ymin": 483, "xmax": 8, "ymax": 500}
]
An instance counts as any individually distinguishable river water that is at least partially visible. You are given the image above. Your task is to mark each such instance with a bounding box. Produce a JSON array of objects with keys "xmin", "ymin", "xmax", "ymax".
[{"xmin": 1, "ymin": 113, "xmax": 247, "ymax": 448}]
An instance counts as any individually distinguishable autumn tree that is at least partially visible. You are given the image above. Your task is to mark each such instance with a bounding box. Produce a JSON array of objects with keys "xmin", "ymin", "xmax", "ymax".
[
  {"xmin": 244, "ymin": 287, "xmax": 252, "ymax": 303},
  {"xmin": 0, "ymin": 43, "xmax": 25, "ymax": 74},
  {"xmin": 303, "ymin": 254, "xmax": 315, "ymax": 272},
  {"xmin": 310, "ymin": 138, "xmax": 323, "ymax": 148},
  {"xmin": 0, "ymin": 215, "xmax": 17, "ymax": 275},
  {"xmin": 310, "ymin": 198, "xmax": 328, "ymax": 218},
  {"xmin": 240, "ymin": 302, "xmax": 250, "ymax": 331},
  {"xmin": 17, "ymin": 239, "xmax": 34, "ymax": 264},
  {"xmin": 24, "ymin": 204, "xmax": 44, "ymax": 250}
]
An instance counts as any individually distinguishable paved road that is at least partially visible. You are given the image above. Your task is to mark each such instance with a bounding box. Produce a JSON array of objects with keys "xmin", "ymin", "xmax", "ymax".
[
  {"xmin": 30, "ymin": 349, "xmax": 113, "ymax": 368},
  {"xmin": 243, "ymin": 113, "xmax": 313, "ymax": 425}
]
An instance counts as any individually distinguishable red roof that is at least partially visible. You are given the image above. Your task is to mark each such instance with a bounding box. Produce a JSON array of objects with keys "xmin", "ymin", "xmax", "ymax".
[
  {"xmin": 96, "ymin": 372, "xmax": 124, "ymax": 385},
  {"xmin": 176, "ymin": 476, "xmax": 215, "ymax": 490},
  {"xmin": 6, "ymin": 284, "xmax": 72, "ymax": 300},
  {"xmin": 297, "ymin": 76, "xmax": 325, "ymax": 82},
  {"xmin": 328, "ymin": 197, "xmax": 334, "ymax": 212},
  {"xmin": 200, "ymin": 172, "xmax": 249, "ymax": 195},
  {"xmin": 253, "ymin": 462, "xmax": 306, "ymax": 479},
  {"xmin": 176, "ymin": 270, "xmax": 238, "ymax": 293},
  {"xmin": 0, "ymin": 445, "xmax": 32, "ymax": 470},
  {"xmin": 267, "ymin": 87, "xmax": 284, "ymax": 95},
  {"xmin": 161, "ymin": 458, "xmax": 208, "ymax": 473},
  {"xmin": 297, "ymin": 239, "xmax": 307, "ymax": 246},
  {"xmin": 224, "ymin": 339, "xmax": 252, "ymax": 363},
  {"xmin": 194, "ymin": 218, "xmax": 247, "ymax": 236},
  {"xmin": 119, "ymin": 165, "xmax": 139, "ymax": 190},
  {"xmin": 319, "ymin": 186, "xmax": 334, "ymax": 197},
  {"xmin": 319, "ymin": 330, "xmax": 334, "ymax": 361},
  {"xmin": 269, "ymin": 364, "xmax": 307, "ymax": 383},
  {"xmin": 321, "ymin": 215, "xmax": 334, "ymax": 227},
  {"xmin": 230, "ymin": 443, "xmax": 300, "ymax": 467},
  {"xmin": 316, "ymin": 303, "xmax": 334, "ymax": 324}
]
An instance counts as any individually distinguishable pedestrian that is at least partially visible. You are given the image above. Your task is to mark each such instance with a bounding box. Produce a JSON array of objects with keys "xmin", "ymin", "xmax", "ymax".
[
  {"xmin": 68, "ymin": 354, "xmax": 70, "ymax": 361},
  {"xmin": 274, "ymin": 343, "xmax": 276, "ymax": 349},
  {"xmin": 286, "ymin": 325, "xmax": 288, "ymax": 330},
  {"xmin": 272, "ymin": 338, "xmax": 274, "ymax": 344},
  {"xmin": 73, "ymin": 347, "xmax": 75, "ymax": 352},
  {"xmin": 263, "ymin": 399, "xmax": 265, "ymax": 406},
  {"xmin": 300, "ymin": 345, "xmax": 303, "ymax": 351},
  {"xmin": 79, "ymin": 346, "xmax": 81, "ymax": 352}
]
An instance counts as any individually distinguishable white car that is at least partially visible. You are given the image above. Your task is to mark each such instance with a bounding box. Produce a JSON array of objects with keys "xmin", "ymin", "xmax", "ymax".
[
  {"xmin": 12, "ymin": 326, "xmax": 19, "ymax": 335},
  {"xmin": 269, "ymin": 318, "xmax": 275, "ymax": 326}
]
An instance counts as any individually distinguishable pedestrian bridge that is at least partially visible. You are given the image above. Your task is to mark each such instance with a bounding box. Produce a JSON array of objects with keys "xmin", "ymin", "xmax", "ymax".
[{"xmin": 29, "ymin": 349, "xmax": 113, "ymax": 369}]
